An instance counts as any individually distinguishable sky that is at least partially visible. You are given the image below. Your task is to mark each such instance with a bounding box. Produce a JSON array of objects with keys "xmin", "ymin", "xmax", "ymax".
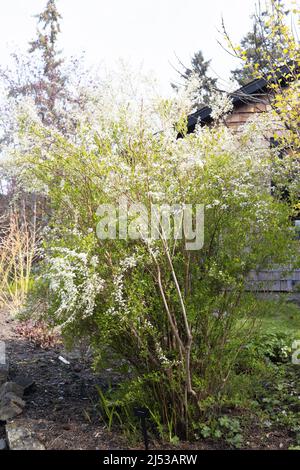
[{"xmin": 0, "ymin": 0, "xmax": 289, "ymax": 95}]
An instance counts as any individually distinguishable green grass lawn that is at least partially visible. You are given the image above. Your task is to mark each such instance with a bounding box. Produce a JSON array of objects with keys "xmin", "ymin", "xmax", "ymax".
[{"xmin": 254, "ymin": 297, "xmax": 300, "ymax": 337}]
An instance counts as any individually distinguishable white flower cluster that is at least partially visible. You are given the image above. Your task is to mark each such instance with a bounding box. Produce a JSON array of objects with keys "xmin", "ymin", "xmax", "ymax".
[
  {"xmin": 210, "ymin": 91, "xmax": 233, "ymax": 121},
  {"xmin": 175, "ymin": 72, "xmax": 204, "ymax": 114},
  {"xmin": 107, "ymin": 255, "xmax": 139, "ymax": 319},
  {"xmin": 43, "ymin": 248, "xmax": 104, "ymax": 326}
]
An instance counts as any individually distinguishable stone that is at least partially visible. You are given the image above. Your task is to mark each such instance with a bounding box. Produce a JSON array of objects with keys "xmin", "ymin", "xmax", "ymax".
[
  {"xmin": 6, "ymin": 423, "xmax": 45, "ymax": 450},
  {"xmin": 58, "ymin": 355, "xmax": 70, "ymax": 365},
  {"xmin": 13, "ymin": 376, "xmax": 35, "ymax": 395},
  {"xmin": 0, "ymin": 382, "xmax": 24, "ymax": 400},
  {"xmin": 73, "ymin": 363, "xmax": 82, "ymax": 373},
  {"xmin": 2, "ymin": 392, "xmax": 25, "ymax": 409},
  {"xmin": 0, "ymin": 363, "xmax": 9, "ymax": 387},
  {"xmin": 0, "ymin": 401, "xmax": 23, "ymax": 422},
  {"xmin": 0, "ymin": 438, "xmax": 7, "ymax": 450},
  {"xmin": 0, "ymin": 391, "xmax": 26, "ymax": 422}
]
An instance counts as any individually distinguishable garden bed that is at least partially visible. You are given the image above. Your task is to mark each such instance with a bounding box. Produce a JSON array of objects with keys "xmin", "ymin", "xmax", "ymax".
[{"xmin": 1, "ymin": 305, "xmax": 299, "ymax": 450}]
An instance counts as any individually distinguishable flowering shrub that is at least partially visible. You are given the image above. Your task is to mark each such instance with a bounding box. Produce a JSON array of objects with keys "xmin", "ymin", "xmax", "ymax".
[{"xmin": 12, "ymin": 68, "xmax": 297, "ymax": 439}]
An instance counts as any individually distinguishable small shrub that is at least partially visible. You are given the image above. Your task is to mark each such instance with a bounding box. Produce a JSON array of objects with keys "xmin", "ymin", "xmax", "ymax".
[{"xmin": 15, "ymin": 319, "xmax": 61, "ymax": 349}]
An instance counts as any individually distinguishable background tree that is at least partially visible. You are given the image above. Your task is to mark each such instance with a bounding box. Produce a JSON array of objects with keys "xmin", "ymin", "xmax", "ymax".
[
  {"xmin": 0, "ymin": 0, "xmax": 90, "ymax": 275},
  {"xmin": 27, "ymin": 0, "xmax": 66, "ymax": 125},
  {"xmin": 229, "ymin": 0, "xmax": 290, "ymax": 85},
  {"xmin": 172, "ymin": 50, "xmax": 218, "ymax": 107},
  {"xmin": 0, "ymin": 0, "xmax": 63, "ymax": 219},
  {"xmin": 0, "ymin": 0, "xmax": 88, "ymax": 135}
]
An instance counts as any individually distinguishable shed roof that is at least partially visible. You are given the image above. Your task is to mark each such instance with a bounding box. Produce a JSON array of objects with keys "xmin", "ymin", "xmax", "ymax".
[{"xmin": 187, "ymin": 64, "xmax": 292, "ymax": 132}]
